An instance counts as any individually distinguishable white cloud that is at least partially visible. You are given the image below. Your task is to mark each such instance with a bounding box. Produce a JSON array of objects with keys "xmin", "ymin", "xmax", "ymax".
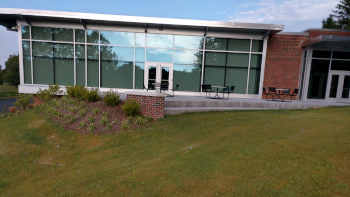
[{"xmin": 226, "ymin": 0, "xmax": 339, "ymax": 31}]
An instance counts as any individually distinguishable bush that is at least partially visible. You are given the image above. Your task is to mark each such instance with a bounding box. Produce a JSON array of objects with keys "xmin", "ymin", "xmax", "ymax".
[
  {"xmin": 103, "ymin": 89, "xmax": 120, "ymax": 106},
  {"xmin": 36, "ymin": 84, "xmax": 63, "ymax": 102},
  {"xmin": 83, "ymin": 88, "xmax": 100, "ymax": 102},
  {"xmin": 66, "ymin": 85, "xmax": 88, "ymax": 101},
  {"xmin": 14, "ymin": 94, "xmax": 34, "ymax": 112},
  {"xmin": 121, "ymin": 99, "xmax": 141, "ymax": 116}
]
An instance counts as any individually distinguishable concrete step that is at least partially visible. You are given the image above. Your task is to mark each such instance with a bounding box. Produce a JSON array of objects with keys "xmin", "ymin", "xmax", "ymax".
[
  {"xmin": 165, "ymin": 100, "xmax": 325, "ymax": 110},
  {"xmin": 165, "ymin": 107, "xmax": 273, "ymax": 115}
]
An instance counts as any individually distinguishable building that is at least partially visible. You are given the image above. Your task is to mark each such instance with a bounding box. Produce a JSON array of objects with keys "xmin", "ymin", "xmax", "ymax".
[{"xmin": 0, "ymin": 8, "xmax": 349, "ymax": 103}]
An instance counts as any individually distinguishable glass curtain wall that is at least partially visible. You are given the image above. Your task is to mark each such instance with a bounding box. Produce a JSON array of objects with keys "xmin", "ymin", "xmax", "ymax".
[
  {"xmin": 204, "ymin": 38, "xmax": 263, "ymax": 94},
  {"xmin": 307, "ymin": 50, "xmax": 350, "ymax": 99},
  {"xmin": 22, "ymin": 25, "xmax": 265, "ymax": 95}
]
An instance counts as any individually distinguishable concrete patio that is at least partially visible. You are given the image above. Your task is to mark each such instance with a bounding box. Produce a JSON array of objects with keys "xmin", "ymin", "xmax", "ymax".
[{"xmin": 120, "ymin": 93, "xmax": 350, "ymax": 115}]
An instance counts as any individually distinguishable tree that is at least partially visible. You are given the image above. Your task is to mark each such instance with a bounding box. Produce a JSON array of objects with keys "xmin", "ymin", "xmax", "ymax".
[
  {"xmin": 0, "ymin": 65, "xmax": 4, "ymax": 85},
  {"xmin": 2, "ymin": 54, "xmax": 20, "ymax": 86},
  {"xmin": 322, "ymin": 0, "xmax": 350, "ymax": 29}
]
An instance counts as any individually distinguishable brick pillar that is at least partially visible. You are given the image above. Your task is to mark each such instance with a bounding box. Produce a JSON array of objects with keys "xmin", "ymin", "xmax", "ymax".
[{"xmin": 126, "ymin": 94, "xmax": 165, "ymax": 119}]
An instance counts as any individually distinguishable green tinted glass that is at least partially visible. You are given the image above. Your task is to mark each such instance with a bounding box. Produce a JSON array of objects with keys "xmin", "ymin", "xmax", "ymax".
[
  {"xmin": 174, "ymin": 35, "xmax": 204, "ymax": 49},
  {"xmin": 33, "ymin": 57, "xmax": 54, "ymax": 85},
  {"xmin": 32, "ymin": 27, "xmax": 52, "ymax": 40},
  {"xmin": 205, "ymin": 52, "xmax": 226, "ymax": 66},
  {"xmin": 22, "ymin": 41, "xmax": 30, "ymax": 56},
  {"xmin": 135, "ymin": 62, "xmax": 144, "ymax": 89},
  {"xmin": 248, "ymin": 68, "xmax": 261, "ymax": 94},
  {"xmin": 227, "ymin": 39, "xmax": 250, "ymax": 52},
  {"xmin": 204, "ymin": 66, "xmax": 225, "ymax": 86},
  {"xmin": 252, "ymin": 40, "xmax": 263, "ymax": 52},
  {"xmin": 23, "ymin": 56, "xmax": 32, "ymax": 84},
  {"xmin": 174, "ymin": 50, "xmax": 202, "ymax": 65},
  {"xmin": 87, "ymin": 45, "xmax": 99, "ymax": 87},
  {"xmin": 75, "ymin": 29, "xmax": 85, "ymax": 43},
  {"xmin": 250, "ymin": 54, "xmax": 262, "ymax": 68},
  {"xmin": 32, "ymin": 42, "xmax": 53, "ymax": 57},
  {"xmin": 76, "ymin": 59, "xmax": 85, "ymax": 86},
  {"xmin": 87, "ymin": 30, "xmax": 99, "ymax": 44},
  {"xmin": 22, "ymin": 26, "xmax": 30, "ymax": 39},
  {"xmin": 226, "ymin": 53, "xmax": 249, "ymax": 67},
  {"xmin": 55, "ymin": 59, "xmax": 74, "ymax": 85},
  {"xmin": 101, "ymin": 61, "xmax": 133, "ymax": 88},
  {"xmin": 225, "ymin": 68, "xmax": 248, "ymax": 94},
  {"xmin": 205, "ymin": 37, "xmax": 227, "ymax": 50},
  {"xmin": 173, "ymin": 64, "xmax": 201, "ymax": 92},
  {"xmin": 53, "ymin": 28, "xmax": 73, "ymax": 42}
]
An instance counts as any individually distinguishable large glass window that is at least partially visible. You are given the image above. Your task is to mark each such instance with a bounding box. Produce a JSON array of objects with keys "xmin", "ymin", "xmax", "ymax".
[
  {"xmin": 22, "ymin": 41, "xmax": 31, "ymax": 84},
  {"xmin": 251, "ymin": 40, "xmax": 263, "ymax": 52},
  {"xmin": 307, "ymin": 59, "xmax": 330, "ymax": 99},
  {"xmin": 206, "ymin": 37, "xmax": 227, "ymax": 50},
  {"xmin": 87, "ymin": 30, "xmax": 99, "ymax": 44},
  {"xmin": 54, "ymin": 43, "xmax": 74, "ymax": 85},
  {"xmin": 174, "ymin": 50, "xmax": 202, "ymax": 65},
  {"xmin": 147, "ymin": 34, "xmax": 173, "ymax": 48},
  {"xmin": 87, "ymin": 45, "xmax": 99, "ymax": 87},
  {"xmin": 22, "ymin": 26, "xmax": 30, "ymax": 39},
  {"xmin": 100, "ymin": 31, "xmax": 134, "ymax": 46},
  {"xmin": 248, "ymin": 54, "xmax": 262, "ymax": 94},
  {"xmin": 135, "ymin": 33, "xmax": 145, "ymax": 47},
  {"xmin": 31, "ymin": 27, "xmax": 73, "ymax": 42},
  {"xmin": 174, "ymin": 35, "xmax": 204, "ymax": 50},
  {"xmin": 32, "ymin": 42, "xmax": 54, "ymax": 85},
  {"xmin": 299, "ymin": 51, "xmax": 307, "ymax": 99},
  {"xmin": 146, "ymin": 48, "xmax": 173, "ymax": 63},
  {"xmin": 331, "ymin": 60, "xmax": 350, "ymax": 71},
  {"xmin": 100, "ymin": 46, "xmax": 133, "ymax": 88},
  {"xmin": 226, "ymin": 53, "xmax": 249, "ymax": 94},
  {"xmin": 135, "ymin": 48, "xmax": 145, "ymax": 62},
  {"xmin": 76, "ymin": 44, "xmax": 85, "ymax": 86},
  {"xmin": 227, "ymin": 39, "xmax": 250, "ymax": 52},
  {"xmin": 135, "ymin": 62, "xmax": 144, "ymax": 89},
  {"xmin": 75, "ymin": 29, "xmax": 85, "ymax": 43}
]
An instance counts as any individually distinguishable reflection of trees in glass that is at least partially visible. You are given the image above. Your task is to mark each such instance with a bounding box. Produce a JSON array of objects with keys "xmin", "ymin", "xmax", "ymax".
[
  {"xmin": 31, "ymin": 27, "xmax": 73, "ymax": 42},
  {"xmin": 193, "ymin": 38, "xmax": 204, "ymax": 66},
  {"xmin": 205, "ymin": 37, "xmax": 227, "ymax": 50},
  {"xmin": 87, "ymin": 30, "xmax": 99, "ymax": 43}
]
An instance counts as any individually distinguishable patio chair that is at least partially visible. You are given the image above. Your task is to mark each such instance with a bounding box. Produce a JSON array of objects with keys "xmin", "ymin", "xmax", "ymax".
[
  {"xmin": 268, "ymin": 87, "xmax": 277, "ymax": 101},
  {"xmin": 160, "ymin": 82, "xmax": 169, "ymax": 93},
  {"xmin": 280, "ymin": 89, "xmax": 291, "ymax": 101},
  {"xmin": 170, "ymin": 83, "xmax": 180, "ymax": 97},
  {"xmin": 202, "ymin": 84, "xmax": 214, "ymax": 98},
  {"xmin": 222, "ymin": 86, "xmax": 235, "ymax": 100},
  {"xmin": 288, "ymin": 89, "xmax": 299, "ymax": 102}
]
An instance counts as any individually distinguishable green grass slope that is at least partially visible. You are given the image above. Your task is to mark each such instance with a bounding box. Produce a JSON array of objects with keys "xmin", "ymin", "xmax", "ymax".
[{"xmin": 1, "ymin": 107, "xmax": 350, "ymax": 196}]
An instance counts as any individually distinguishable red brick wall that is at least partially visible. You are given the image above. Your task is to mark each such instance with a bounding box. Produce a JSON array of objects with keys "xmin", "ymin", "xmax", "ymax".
[
  {"xmin": 263, "ymin": 34, "xmax": 308, "ymax": 99},
  {"xmin": 33, "ymin": 95, "xmax": 45, "ymax": 106},
  {"xmin": 307, "ymin": 30, "xmax": 350, "ymax": 38},
  {"xmin": 126, "ymin": 94, "xmax": 165, "ymax": 119}
]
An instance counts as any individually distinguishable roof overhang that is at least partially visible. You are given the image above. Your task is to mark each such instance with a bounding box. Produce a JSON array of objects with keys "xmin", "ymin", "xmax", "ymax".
[
  {"xmin": 0, "ymin": 8, "xmax": 284, "ymax": 37},
  {"xmin": 301, "ymin": 35, "xmax": 350, "ymax": 48}
]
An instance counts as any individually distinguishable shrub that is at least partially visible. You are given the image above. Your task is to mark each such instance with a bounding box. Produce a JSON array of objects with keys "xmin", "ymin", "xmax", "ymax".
[
  {"xmin": 88, "ymin": 115, "xmax": 95, "ymax": 123},
  {"xmin": 78, "ymin": 121, "xmax": 86, "ymax": 130},
  {"xmin": 102, "ymin": 112, "xmax": 109, "ymax": 118},
  {"xmin": 121, "ymin": 99, "xmax": 141, "ymax": 116},
  {"xmin": 83, "ymin": 88, "xmax": 100, "ymax": 102},
  {"xmin": 9, "ymin": 107, "xmax": 17, "ymax": 112},
  {"xmin": 36, "ymin": 84, "xmax": 63, "ymax": 102},
  {"xmin": 65, "ymin": 85, "xmax": 88, "ymax": 101},
  {"xmin": 87, "ymin": 123, "xmax": 96, "ymax": 132},
  {"xmin": 103, "ymin": 89, "xmax": 120, "ymax": 106},
  {"xmin": 14, "ymin": 94, "xmax": 34, "ymax": 112},
  {"xmin": 92, "ymin": 108, "xmax": 100, "ymax": 114},
  {"xmin": 121, "ymin": 121, "xmax": 130, "ymax": 130},
  {"xmin": 100, "ymin": 116, "xmax": 109, "ymax": 126},
  {"xmin": 112, "ymin": 118, "xmax": 118, "ymax": 124}
]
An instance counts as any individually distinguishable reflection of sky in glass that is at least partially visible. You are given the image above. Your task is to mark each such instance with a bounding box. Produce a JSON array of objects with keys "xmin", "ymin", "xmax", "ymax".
[
  {"xmin": 101, "ymin": 46, "xmax": 134, "ymax": 61},
  {"xmin": 135, "ymin": 47, "xmax": 145, "ymax": 62},
  {"xmin": 100, "ymin": 31, "xmax": 134, "ymax": 46},
  {"xmin": 173, "ymin": 64, "xmax": 199, "ymax": 72},
  {"xmin": 174, "ymin": 35, "xmax": 203, "ymax": 49},
  {"xmin": 146, "ymin": 48, "xmax": 173, "ymax": 63},
  {"xmin": 147, "ymin": 34, "xmax": 173, "ymax": 48},
  {"xmin": 174, "ymin": 50, "xmax": 202, "ymax": 65},
  {"xmin": 136, "ymin": 33, "xmax": 145, "ymax": 46}
]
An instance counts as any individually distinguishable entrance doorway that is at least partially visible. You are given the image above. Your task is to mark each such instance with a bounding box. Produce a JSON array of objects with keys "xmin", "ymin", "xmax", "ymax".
[
  {"xmin": 326, "ymin": 71, "xmax": 350, "ymax": 103},
  {"xmin": 144, "ymin": 62, "xmax": 173, "ymax": 91}
]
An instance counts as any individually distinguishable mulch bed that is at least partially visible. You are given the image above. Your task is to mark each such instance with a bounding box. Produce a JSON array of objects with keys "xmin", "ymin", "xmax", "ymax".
[{"xmin": 41, "ymin": 98, "xmax": 151, "ymax": 135}]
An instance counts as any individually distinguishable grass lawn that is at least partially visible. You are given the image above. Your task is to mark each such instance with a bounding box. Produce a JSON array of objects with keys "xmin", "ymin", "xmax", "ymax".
[
  {"xmin": 1, "ymin": 106, "xmax": 350, "ymax": 196},
  {"xmin": 0, "ymin": 84, "xmax": 19, "ymax": 100}
]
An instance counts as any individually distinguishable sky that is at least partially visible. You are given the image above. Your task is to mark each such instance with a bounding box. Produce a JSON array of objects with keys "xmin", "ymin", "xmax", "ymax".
[{"xmin": 0, "ymin": 0, "xmax": 340, "ymax": 68}]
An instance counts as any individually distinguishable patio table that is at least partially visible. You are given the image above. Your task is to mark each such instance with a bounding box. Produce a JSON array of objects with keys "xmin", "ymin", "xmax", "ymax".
[
  {"xmin": 210, "ymin": 86, "xmax": 226, "ymax": 99},
  {"xmin": 274, "ymin": 89, "xmax": 289, "ymax": 101}
]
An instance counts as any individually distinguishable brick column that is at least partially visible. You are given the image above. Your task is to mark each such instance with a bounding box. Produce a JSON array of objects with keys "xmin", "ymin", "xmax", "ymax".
[{"xmin": 125, "ymin": 91, "xmax": 166, "ymax": 119}]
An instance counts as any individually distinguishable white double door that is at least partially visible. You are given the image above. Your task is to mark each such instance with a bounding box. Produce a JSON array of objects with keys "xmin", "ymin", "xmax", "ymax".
[
  {"xmin": 326, "ymin": 71, "xmax": 350, "ymax": 103},
  {"xmin": 144, "ymin": 62, "xmax": 173, "ymax": 91}
]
